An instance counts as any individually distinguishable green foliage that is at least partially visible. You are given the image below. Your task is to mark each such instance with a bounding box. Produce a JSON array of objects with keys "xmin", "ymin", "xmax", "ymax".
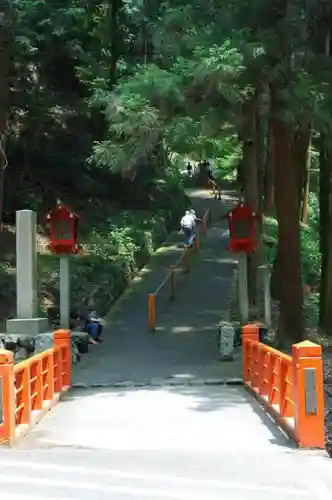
[
  {"xmin": 38, "ymin": 199, "xmax": 183, "ymax": 315},
  {"xmin": 211, "ymin": 135, "xmax": 241, "ymax": 180},
  {"xmin": 262, "ymin": 191, "xmax": 322, "ymax": 330},
  {"xmin": 263, "ymin": 192, "xmax": 321, "ymax": 285}
]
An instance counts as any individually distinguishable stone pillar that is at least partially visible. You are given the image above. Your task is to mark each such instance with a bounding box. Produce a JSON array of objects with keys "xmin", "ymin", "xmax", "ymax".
[
  {"xmin": 16, "ymin": 210, "xmax": 38, "ymax": 318},
  {"xmin": 6, "ymin": 210, "xmax": 49, "ymax": 338}
]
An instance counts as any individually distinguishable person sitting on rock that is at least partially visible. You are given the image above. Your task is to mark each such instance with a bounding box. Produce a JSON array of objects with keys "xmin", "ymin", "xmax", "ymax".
[{"xmin": 78, "ymin": 300, "xmax": 103, "ymax": 345}]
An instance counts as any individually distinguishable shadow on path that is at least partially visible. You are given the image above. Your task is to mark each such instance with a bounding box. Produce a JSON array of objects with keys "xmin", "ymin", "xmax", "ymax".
[{"xmin": 18, "ymin": 385, "xmax": 296, "ymax": 455}]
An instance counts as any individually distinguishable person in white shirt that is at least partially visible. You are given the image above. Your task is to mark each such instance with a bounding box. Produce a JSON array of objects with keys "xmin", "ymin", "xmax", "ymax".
[
  {"xmin": 180, "ymin": 210, "xmax": 195, "ymax": 246},
  {"xmin": 189, "ymin": 209, "xmax": 202, "ymax": 235},
  {"xmin": 189, "ymin": 209, "xmax": 202, "ymax": 226}
]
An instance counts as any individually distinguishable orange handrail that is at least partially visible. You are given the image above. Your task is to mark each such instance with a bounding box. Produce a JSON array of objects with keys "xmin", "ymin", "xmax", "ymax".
[
  {"xmin": 0, "ymin": 329, "xmax": 71, "ymax": 446},
  {"xmin": 148, "ymin": 208, "xmax": 211, "ymax": 332},
  {"xmin": 148, "ymin": 250, "xmax": 187, "ymax": 332},
  {"xmin": 242, "ymin": 324, "xmax": 325, "ymax": 449}
]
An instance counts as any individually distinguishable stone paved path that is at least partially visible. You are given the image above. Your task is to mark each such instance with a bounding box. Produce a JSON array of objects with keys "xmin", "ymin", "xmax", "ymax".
[{"xmin": 72, "ymin": 189, "xmax": 240, "ymax": 387}]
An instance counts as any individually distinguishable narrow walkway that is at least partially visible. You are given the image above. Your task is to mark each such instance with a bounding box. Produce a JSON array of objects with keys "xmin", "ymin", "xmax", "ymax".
[{"xmin": 72, "ymin": 189, "xmax": 240, "ymax": 387}]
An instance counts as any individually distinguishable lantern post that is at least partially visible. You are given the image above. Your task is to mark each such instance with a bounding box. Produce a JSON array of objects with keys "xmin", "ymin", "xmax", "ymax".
[
  {"xmin": 59, "ymin": 254, "xmax": 70, "ymax": 328},
  {"xmin": 45, "ymin": 203, "xmax": 80, "ymax": 329},
  {"xmin": 238, "ymin": 252, "xmax": 249, "ymax": 323},
  {"xmin": 226, "ymin": 202, "xmax": 257, "ymax": 324},
  {"xmin": 258, "ymin": 264, "xmax": 272, "ymax": 327}
]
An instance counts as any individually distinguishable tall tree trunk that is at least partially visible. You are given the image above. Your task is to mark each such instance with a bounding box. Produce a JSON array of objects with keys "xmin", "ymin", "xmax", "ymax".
[
  {"xmin": 266, "ymin": 0, "xmax": 303, "ymax": 345},
  {"xmin": 0, "ymin": 10, "xmax": 10, "ymax": 230},
  {"xmin": 294, "ymin": 123, "xmax": 311, "ymax": 222},
  {"xmin": 271, "ymin": 91, "xmax": 304, "ymax": 345},
  {"xmin": 300, "ymin": 134, "xmax": 311, "ymax": 224},
  {"xmin": 318, "ymin": 135, "xmax": 332, "ymax": 331},
  {"xmin": 241, "ymin": 97, "xmax": 261, "ymax": 309},
  {"xmin": 264, "ymin": 116, "xmax": 275, "ymax": 214},
  {"xmin": 110, "ymin": 0, "xmax": 121, "ymax": 86},
  {"xmin": 142, "ymin": 0, "xmax": 156, "ymax": 65},
  {"xmin": 319, "ymin": 26, "xmax": 332, "ymax": 330},
  {"xmin": 242, "ymin": 100, "xmax": 257, "ymax": 209},
  {"xmin": 263, "ymin": 0, "xmax": 288, "ymax": 218},
  {"xmin": 255, "ymin": 85, "xmax": 265, "ymax": 217},
  {"xmin": 319, "ymin": 132, "xmax": 329, "ymax": 258},
  {"xmin": 254, "ymin": 85, "xmax": 266, "ymax": 310}
]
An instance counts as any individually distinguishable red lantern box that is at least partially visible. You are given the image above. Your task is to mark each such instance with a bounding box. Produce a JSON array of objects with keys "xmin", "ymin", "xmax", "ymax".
[
  {"xmin": 45, "ymin": 203, "xmax": 80, "ymax": 255},
  {"xmin": 226, "ymin": 202, "xmax": 256, "ymax": 253}
]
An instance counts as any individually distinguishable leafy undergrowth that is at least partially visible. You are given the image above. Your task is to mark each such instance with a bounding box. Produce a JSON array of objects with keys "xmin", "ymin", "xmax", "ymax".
[
  {"xmin": 263, "ymin": 192, "xmax": 321, "ymax": 330},
  {"xmin": 0, "ymin": 186, "xmax": 189, "ymax": 325}
]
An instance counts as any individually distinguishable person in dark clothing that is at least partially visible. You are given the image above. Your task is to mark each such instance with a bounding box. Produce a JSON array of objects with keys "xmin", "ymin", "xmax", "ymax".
[
  {"xmin": 206, "ymin": 161, "xmax": 215, "ymax": 181},
  {"xmin": 186, "ymin": 162, "xmax": 193, "ymax": 178}
]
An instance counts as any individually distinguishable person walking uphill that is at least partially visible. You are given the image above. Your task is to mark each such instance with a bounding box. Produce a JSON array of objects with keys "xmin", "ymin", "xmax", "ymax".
[
  {"xmin": 180, "ymin": 210, "xmax": 195, "ymax": 247},
  {"xmin": 189, "ymin": 209, "xmax": 202, "ymax": 228},
  {"xmin": 186, "ymin": 162, "xmax": 193, "ymax": 178}
]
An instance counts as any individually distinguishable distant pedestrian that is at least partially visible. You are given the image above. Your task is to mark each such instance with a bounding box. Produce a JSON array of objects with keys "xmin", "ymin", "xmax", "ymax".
[
  {"xmin": 206, "ymin": 161, "xmax": 215, "ymax": 182},
  {"xmin": 186, "ymin": 162, "xmax": 193, "ymax": 178}
]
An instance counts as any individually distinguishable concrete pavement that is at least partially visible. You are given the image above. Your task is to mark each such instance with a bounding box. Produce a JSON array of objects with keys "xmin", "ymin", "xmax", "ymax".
[{"xmin": 1, "ymin": 385, "xmax": 331, "ymax": 499}]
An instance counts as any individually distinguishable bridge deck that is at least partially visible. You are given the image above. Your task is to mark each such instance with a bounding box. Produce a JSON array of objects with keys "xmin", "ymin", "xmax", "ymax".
[{"xmin": 3, "ymin": 384, "xmax": 331, "ymax": 499}]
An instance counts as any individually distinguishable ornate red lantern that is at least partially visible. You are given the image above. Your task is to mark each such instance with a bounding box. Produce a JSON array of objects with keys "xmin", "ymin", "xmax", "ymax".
[
  {"xmin": 45, "ymin": 203, "xmax": 80, "ymax": 255},
  {"xmin": 226, "ymin": 202, "xmax": 256, "ymax": 253}
]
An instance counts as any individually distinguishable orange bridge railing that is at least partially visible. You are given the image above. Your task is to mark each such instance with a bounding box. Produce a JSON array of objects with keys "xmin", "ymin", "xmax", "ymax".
[
  {"xmin": 0, "ymin": 329, "xmax": 71, "ymax": 446},
  {"xmin": 242, "ymin": 324, "xmax": 325, "ymax": 449}
]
